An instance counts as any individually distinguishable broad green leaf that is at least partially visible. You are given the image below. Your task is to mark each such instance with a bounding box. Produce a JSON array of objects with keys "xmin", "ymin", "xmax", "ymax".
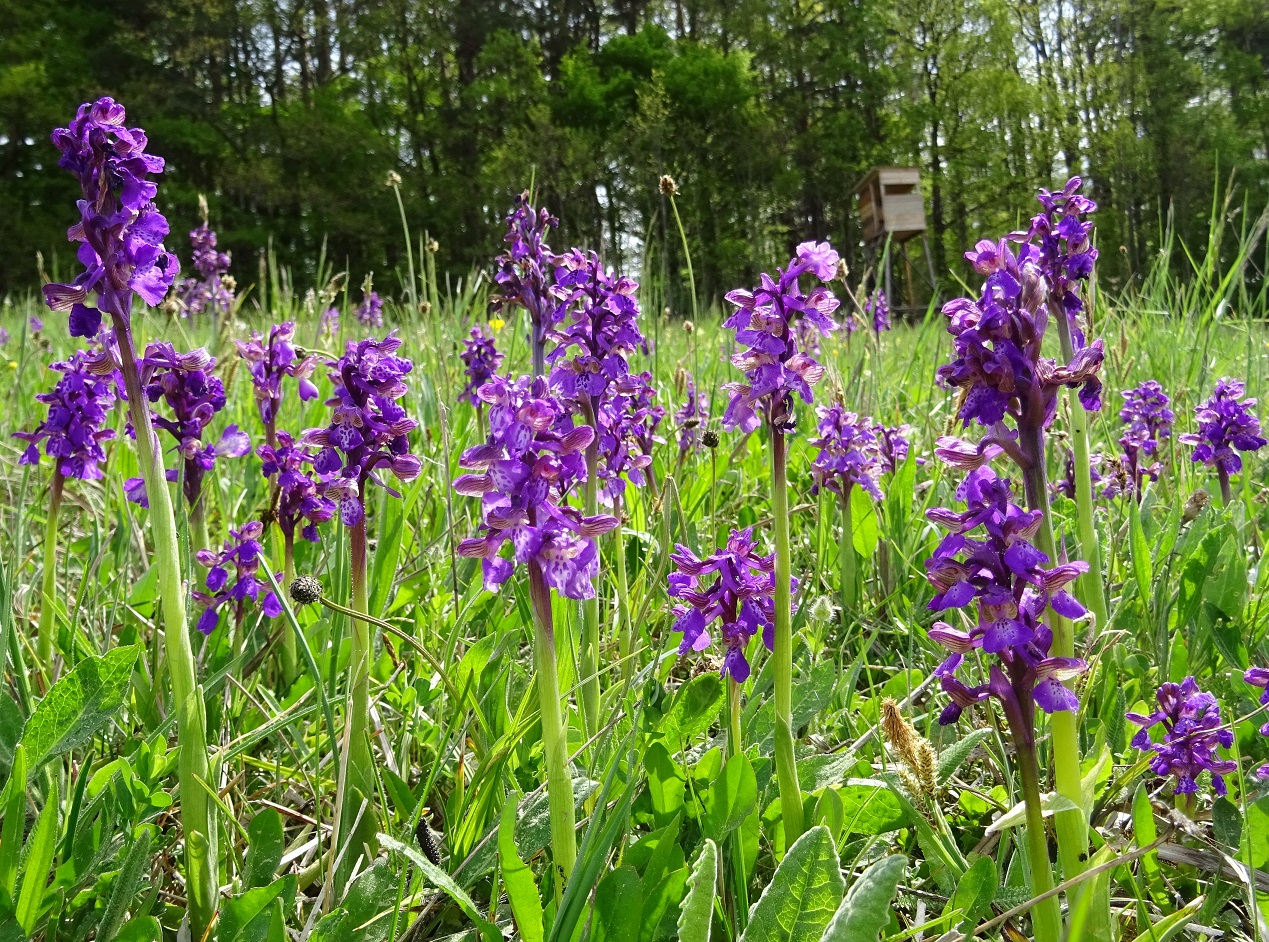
[
  {"xmin": 740, "ymin": 825, "xmax": 844, "ymax": 942},
  {"xmin": 219, "ymin": 876, "xmax": 296, "ymax": 942},
  {"xmin": 592, "ymin": 866, "xmax": 643, "ymax": 942},
  {"xmin": 820, "ymin": 854, "xmax": 906, "ymax": 942},
  {"xmin": 839, "ymin": 781, "xmax": 910, "ymax": 835},
  {"xmin": 1247, "ymin": 795, "xmax": 1269, "ymax": 870},
  {"xmin": 0, "ymin": 745, "xmax": 27, "ymax": 897},
  {"xmin": 661, "ymin": 673, "xmax": 724, "ymax": 742},
  {"xmin": 702, "ymin": 753, "xmax": 757, "ymax": 845},
  {"xmin": 498, "ymin": 798, "xmax": 543, "ymax": 942},
  {"xmin": 812, "ymin": 787, "xmax": 845, "ymax": 843},
  {"xmin": 244, "ymin": 808, "xmax": 284, "ymax": 890},
  {"xmin": 941, "ymin": 855, "xmax": 996, "ymax": 932},
  {"xmin": 1206, "ymin": 528, "xmax": 1248, "ymax": 619},
  {"xmin": 644, "ymin": 742, "xmax": 686, "ymax": 824},
  {"xmin": 1129, "ymin": 498, "xmax": 1152, "ymax": 607},
  {"xmin": 986, "ymin": 791, "xmax": 1082, "ymax": 834},
  {"xmin": 850, "ymin": 486, "xmax": 879, "ymax": 558},
  {"xmin": 19, "ymin": 646, "xmax": 139, "ymax": 772},
  {"xmin": 97, "ymin": 826, "xmax": 154, "ymax": 942},
  {"xmin": 1132, "ymin": 783, "xmax": 1164, "ymax": 903},
  {"xmin": 379, "ymin": 834, "xmax": 501, "ymax": 942},
  {"xmin": 114, "ymin": 917, "xmax": 161, "ymax": 942},
  {"xmin": 678, "ymin": 839, "xmax": 717, "ymax": 942},
  {"xmin": 16, "ymin": 778, "xmax": 58, "ymax": 935}
]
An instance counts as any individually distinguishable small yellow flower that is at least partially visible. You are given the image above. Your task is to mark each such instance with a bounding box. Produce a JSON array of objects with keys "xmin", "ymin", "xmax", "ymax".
[
  {"xmin": 489, "ymin": 317, "xmax": 505, "ymax": 332},
  {"xmin": 7, "ymin": 361, "xmax": 16, "ymax": 370}
]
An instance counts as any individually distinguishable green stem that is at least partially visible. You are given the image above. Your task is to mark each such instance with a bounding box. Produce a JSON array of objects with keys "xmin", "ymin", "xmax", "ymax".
[
  {"xmin": 770, "ymin": 426, "xmax": 804, "ymax": 842},
  {"xmin": 727, "ymin": 678, "xmax": 742, "ymax": 760},
  {"xmin": 615, "ymin": 499, "xmax": 634, "ymax": 684},
  {"xmin": 335, "ymin": 515, "xmax": 376, "ymax": 882},
  {"xmin": 1018, "ymin": 420, "xmax": 1090, "ymax": 900},
  {"xmin": 579, "ymin": 401, "xmax": 601, "ymax": 742},
  {"xmin": 1005, "ymin": 707, "xmax": 1063, "ymax": 942},
  {"xmin": 1052, "ymin": 311, "xmax": 1109, "ymax": 633},
  {"xmin": 668, "ymin": 194, "xmax": 698, "ymax": 324},
  {"xmin": 37, "ymin": 469, "xmax": 64, "ymax": 668},
  {"xmin": 279, "ymin": 533, "xmax": 298, "ymax": 683},
  {"xmin": 112, "ymin": 312, "xmax": 217, "ymax": 939},
  {"xmin": 391, "ymin": 183, "xmax": 419, "ymax": 315},
  {"xmin": 528, "ymin": 558, "xmax": 577, "ymax": 897},
  {"xmin": 1217, "ymin": 467, "xmax": 1232, "ymax": 506},
  {"xmin": 839, "ymin": 490, "xmax": 857, "ymax": 625}
]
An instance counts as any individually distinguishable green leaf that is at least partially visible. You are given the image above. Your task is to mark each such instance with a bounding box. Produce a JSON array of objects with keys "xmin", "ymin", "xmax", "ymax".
[
  {"xmin": 1206, "ymin": 528, "xmax": 1248, "ymax": 619},
  {"xmin": 19, "ymin": 646, "xmax": 139, "ymax": 772},
  {"xmin": 678, "ymin": 839, "xmax": 717, "ymax": 942},
  {"xmin": 850, "ymin": 486, "xmax": 879, "ymax": 558},
  {"xmin": 820, "ymin": 854, "xmax": 906, "ymax": 942},
  {"xmin": 219, "ymin": 876, "xmax": 296, "ymax": 942},
  {"xmin": 592, "ymin": 866, "xmax": 643, "ymax": 942},
  {"xmin": 244, "ymin": 808, "xmax": 284, "ymax": 890},
  {"xmin": 0, "ymin": 745, "xmax": 27, "ymax": 897},
  {"xmin": 941, "ymin": 855, "xmax": 996, "ymax": 932},
  {"xmin": 702, "ymin": 753, "xmax": 756, "ymax": 845},
  {"xmin": 1247, "ymin": 795, "xmax": 1269, "ymax": 870},
  {"xmin": 15, "ymin": 778, "xmax": 58, "ymax": 935},
  {"xmin": 379, "ymin": 834, "xmax": 501, "ymax": 942},
  {"xmin": 1129, "ymin": 498, "xmax": 1153, "ymax": 607},
  {"xmin": 644, "ymin": 742, "xmax": 687, "ymax": 824},
  {"xmin": 97, "ymin": 826, "xmax": 153, "ymax": 942},
  {"xmin": 838, "ymin": 781, "xmax": 910, "ymax": 835},
  {"xmin": 498, "ymin": 798, "xmax": 543, "ymax": 942},
  {"xmin": 986, "ymin": 792, "xmax": 1082, "ymax": 834},
  {"xmin": 740, "ymin": 825, "xmax": 844, "ymax": 942},
  {"xmin": 661, "ymin": 673, "xmax": 724, "ymax": 742},
  {"xmin": 114, "ymin": 917, "xmax": 160, "ymax": 942},
  {"xmin": 1132, "ymin": 783, "xmax": 1164, "ymax": 903},
  {"xmin": 935, "ymin": 728, "xmax": 992, "ymax": 785}
]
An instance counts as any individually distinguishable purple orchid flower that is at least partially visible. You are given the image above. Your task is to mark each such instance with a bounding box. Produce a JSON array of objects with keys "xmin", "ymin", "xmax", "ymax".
[
  {"xmin": 257, "ymin": 431, "xmax": 336, "ymax": 543},
  {"xmin": 235, "ymin": 322, "xmax": 320, "ymax": 440},
  {"xmin": 454, "ymin": 375, "xmax": 618, "ymax": 600},
  {"xmin": 492, "ymin": 192, "xmax": 560, "ymax": 375},
  {"xmin": 669, "ymin": 527, "xmax": 791, "ymax": 682},
  {"xmin": 459, "ymin": 325, "xmax": 504, "ymax": 407},
  {"xmin": 15, "ymin": 351, "xmax": 118, "ymax": 481},
  {"xmin": 1128, "ymin": 677, "xmax": 1236, "ymax": 797},
  {"xmin": 1179, "ymin": 377, "xmax": 1265, "ymax": 503},
  {"xmin": 675, "ymin": 373, "xmax": 710, "ymax": 458},
  {"xmin": 176, "ymin": 221, "xmax": 233, "ymax": 317},
  {"xmin": 809, "ymin": 404, "xmax": 883, "ymax": 501},
  {"xmin": 193, "ymin": 521, "xmax": 283, "ymax": 635}
]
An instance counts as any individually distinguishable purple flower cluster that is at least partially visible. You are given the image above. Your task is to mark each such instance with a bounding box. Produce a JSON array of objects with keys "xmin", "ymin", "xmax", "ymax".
[
  {"xmin": 1179, "ymin": 378, "xmax": 1265, "ymax": 475},
  {"xmin": 669, "ymin": 528, "xmax": 784, "ymax": 682},
  {"xmin": 356, "ymin": 289, "xmax": 384, "ymax": 328},
  {"xmin": 1030, "ymin": 177, "xmax": 1099, "ymax": 350},
  {"xmin": 939, "ymin": 235, "xmax": 1104, "ymax": 436},
  {"xmin": 1128, "ymin": 677, "xmax": 1235, "ymax": 796},
  {"xmin": 876, "ymin": 423, "xmax": 917, "ymax": 474},
  {"xmin": 176, "ymin": 222, "xmax": 233, "ymax": 317},
  {"xmin": 15, "ymin": 351, "xmax": 118, "ymax": 480},
  {"xmin": 1118, "ymin": 380, "xmax": 1173, "ymax": 494},
  {"xmin": 455, "ymin": 375, "xmax": 617, "ymax": 599},
  {"xmin": 125, "ymin": 343, "xmax": 250, "ymax": 507},
  {"xmin": 320, "ymin": 307, "xmax": 341, "ymax": 338},
  {"xmin": 867, "ymin": 290, "xmax": 891, "ymax": 333},
  {"xmin": 459, "ymin": 325, "xmax": 504, "ymax": 406},
  {"xmin": 722, "ymin": 242, "xmax": 841, "ymax": 434},
  {"xmin": 302, "ymin": 331, "xmax": 421, "ymax": 527},
  {"xmin": 257, "ymin": 431, "xmax": 336, "ymax": 543},
  {"xmin": 235, "ymin": 322, "xmax": 320, "ymax": 436},
  {"xmin": 675, "ymin": 373, "xmax": 709, "ymax": 457},
  {"xmin": 924, "ymin": 466, "xmax": 1087, "ymax": 725},
  {"xmin": 596, "ymin": 372, "xmax": 664, "ymax": 502},
  {"xmin": 193, "ymin": 521, "xmax": 283, "ymax": 635},
  {"xmin": 1243, "ymin": 667, "xmax": 1269, "ymax": 778},
  {"xmin": 42, "ymin": 98, "xmax": 181, "ymax": 337},
  {"xmin": 547, "ymin": 249, "xmax": 647, "ymax": 404},
  {"xmin": 808, "ymin": 405, "xmax": 883, "ymax": 501},
  {"xmin": 492, "ymin": 192, "xmax": 560, "ymax": 360}
]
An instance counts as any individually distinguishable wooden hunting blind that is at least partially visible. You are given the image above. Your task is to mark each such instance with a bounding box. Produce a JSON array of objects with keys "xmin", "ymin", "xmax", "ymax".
[
  {"xmin": 855, "ymin": 167, "xmax": 926, "ymax": 243},
  {"xmin": 853, "ymin": 166, "xmax": 936, "ymax": 313}
]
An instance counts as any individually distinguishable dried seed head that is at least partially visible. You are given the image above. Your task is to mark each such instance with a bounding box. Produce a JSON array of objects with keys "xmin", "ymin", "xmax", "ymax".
[
  {"xmin": 426, "ymin": 238, "xmax": 439, "ymax": 253},
  {"xmin": 881, "ymin": 698, "xmax": 939, "ymax": 797},
  {"xmin": 881, "ymin": 699, "xmax": 915, "ymax": 757},
  {"xmin": 289, "ymin": 576, "xmax": 323, "ymax": 606},
  {"xmin": 683, "ymin": 319, "xmax": 695, "ymax": 334},
  {"xmin": 386, "ymin": 170, "xmax": 402, "ymax": 187},
  {"xmin": 419, "ymin": 300, "xmax": 432, "ymax": 315},
  {"xmin": 659, "ymin": 174, "xmax": 678, "ymax": 197},
  {"xmin": 1183, "ymin": 489, "xmax": 1209, "ymax": 522},
  {"xmin": 702, "ymin": 430, "xmax": 720, "ymax": 449}
]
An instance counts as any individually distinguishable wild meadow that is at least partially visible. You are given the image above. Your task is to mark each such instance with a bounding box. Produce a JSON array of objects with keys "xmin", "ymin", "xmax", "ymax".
[{"xmin": 4, "ymin": 98, "xmax": 1269, "ymax": 942}]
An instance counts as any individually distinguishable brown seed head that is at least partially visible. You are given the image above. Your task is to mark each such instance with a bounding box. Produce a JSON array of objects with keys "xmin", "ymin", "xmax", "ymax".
[{"xmin": 289, "ymin": 576, "xmax": 323, "ymax": 606}]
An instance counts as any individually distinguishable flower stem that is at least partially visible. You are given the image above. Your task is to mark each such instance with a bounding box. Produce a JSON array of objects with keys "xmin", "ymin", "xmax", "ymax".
[
  {"xmin": 579, "ymin": 402, "xmax": 601, "ymax": 742},
  {"xmin": 1017, "ymin": 418, "xmax": 1090, "ymax": 900},
  {"xmin": 112, "ymin": 313, "xmax": 218, "ymax": 940},
  {"xmin": 390, "ymin": 182, "xmax": 419, "ymax": 315},
  {"xmin": 839, "ymin": 490, "xmax": 857, "ymax": 625},
  {"xmin": 528, "ymin": 559, "xmax": 577, "ymax": 897},
  {"xmin": 614, "ymin": 499, "xmax": 634, "ymax": 685},
  {"xmin": 770, "ymin": 426, "xmax": 804, "ymax": 843},
  {"xmin": 667, "ymin": 194, "xmax": 698, "ymax": 324},
  {"xmin": 37, "ymin": 469, "xmax": 65, "ymax": 669},
  {"xmin": 335, "ymin": 515, "xmax": 377, "ymax": 882},
  {"xmin": 727, "ymin": 677, "xmax": 742, "ymax": 759},
  {"xmin": 1001, "ymin": 698, "xmax": 1063, "ymax": 942},
  {"xmin": 1217, "ymin": 467, "xmax": 1232, "ymax": 506},
  {"xmin": 1052, "ymin": 314, "xmax": 1109, "ymax": 633},
  {"xmin": 279, "ymin": 532, "xmax": 298, "ymax": 683}
]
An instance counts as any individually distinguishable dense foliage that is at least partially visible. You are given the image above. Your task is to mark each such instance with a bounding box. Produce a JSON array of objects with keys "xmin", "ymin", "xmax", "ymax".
[{"xmin": 3, "ymin": 0, "xmax": 1269, "ymax": 299}]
